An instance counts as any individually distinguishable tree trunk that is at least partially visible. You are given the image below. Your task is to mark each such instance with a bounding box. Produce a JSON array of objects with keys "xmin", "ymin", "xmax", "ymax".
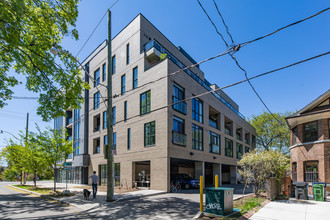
[
  {"xmin": 53, "ymin": 164, "xmax": 56, "ymax": 191},
  {"xmin": 34, "ymin": 170, "xmax": 37, "ymax": 188}
]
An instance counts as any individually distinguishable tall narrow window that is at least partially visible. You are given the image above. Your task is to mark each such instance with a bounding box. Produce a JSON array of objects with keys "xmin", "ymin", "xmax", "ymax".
[
  {"xmin": 126, "ymin": 43, "xmax": 130, "ymax": 64},
  {"xmin": 133, "ymin": 67, "xmax": 138, "ymax": 89},
  {"xmin": 144, "ymin": 121, "xmax": 155, "ymax": 147},
  {"xmin": 209, "ymin": 132, "xmax": 220, "ymax": 154},
  {"xmin": 103, "ymin": 111, "xmax": 107, "ymax": 129},
  {"xmin": 113, "ymin": 132, "xmax": 117, "ymax": 150},
  {"xmin": 192, "ymin": 124, "xmax": 203, "ymax": 151},
  {"xmin": 236, "ymin": 143, "xmax": 243, "ymax": 159},
  {"xmin": 73, "ymin": 108, "xmax": 81, "ymax": 156},
  {"xmin": 173, "ymin": 83, "xmax": 186, "ymax": 114},
  {"xmin": 124, "ymin": 101, "xmax": 127, "ymax": 121},
  {"xmin": 104, "ymin": 135, "xmax": 107, "ymax": 156},
  {"xmin": 252, "ymin": 135, "xmax": 256, "ymax": 148},
  {"xmin": 94, "ymin": 92, "xmax": 100, "ymax": 109},
  {"xmin": 127, "ymin": 128, "xmax": 131, "ymax": 150},
  {"xmin": 292, "ymin": 127, "xmax": 298, "ymax": 145},
  {"xmin": 102, "ymin": 63, "xmax": 106, "ymax": 82},
  {"xmin": 94, "ymin": 68, "xmax": 100, "ymax": 87},
  {"xmin": 192, "ymin": 97, "xmax": 203, "ymax": 123},
  {"xmin": 225, "ymin": 138, "xmax": 233, "ymax": 157},
  {"xmin": 173, "ymin": 116, "xmax": 186, "ymax": 146},
  {"xmin": 93, "ymin": 138, "xmax": 100, "ymax": 154},
  {"xmin": 140, "ymin": 90, "xmax": 151, "ymax": 115},
  {"xmin": 112, "ymin": 55, "xmax": 116, "ymax": 74},
  {"xmin": 121, "ymin": 75, "xmax": 126, "ymax": 95},
  {"xmin": 304, "ymin": 121, "xmax": 318, "ymax": 142},
  {"xmin": 112, "ymin": 106, "xmax": 116, "ymax": 125}
]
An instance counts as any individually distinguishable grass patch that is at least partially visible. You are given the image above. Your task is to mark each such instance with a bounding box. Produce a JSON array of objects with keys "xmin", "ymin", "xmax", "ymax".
[{"xmin": 12, "ymin": 185, "xmax": 75, "ymax": 197}]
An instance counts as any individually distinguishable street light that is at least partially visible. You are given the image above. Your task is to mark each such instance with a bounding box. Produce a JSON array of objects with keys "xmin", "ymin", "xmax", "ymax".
[{"xmin": 0, "ymin": 130, "xmax": 18, "ymax": 139}]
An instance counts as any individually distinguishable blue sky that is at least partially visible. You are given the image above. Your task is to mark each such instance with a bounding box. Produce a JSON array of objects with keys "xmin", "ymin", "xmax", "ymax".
[{"xmin": 1, "ymin": 0, "xmax": 329, "ymax": 158}]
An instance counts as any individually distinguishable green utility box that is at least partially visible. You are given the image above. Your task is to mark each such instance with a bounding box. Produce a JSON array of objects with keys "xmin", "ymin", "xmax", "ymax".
[
  {"xmin": 313, "ymin": 184, "xmax": 325, "ymax": 201},
  {"xmin": 205, "ymin": 187, "xmax": 234, "ymax": 216}
]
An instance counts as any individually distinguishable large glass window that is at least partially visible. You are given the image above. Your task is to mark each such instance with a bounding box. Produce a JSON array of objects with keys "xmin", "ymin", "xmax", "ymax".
[
  {"xmin": 94, "ymin": 92, "xmax": 100, "ymax": 109},
  {"xmin": 225, "ymin": 138, "xmax": 233, "ymax": 157},
  {"xmin": 126, "ymin": 43, "xmax": 130, "ymax": 64},
  {"xmin": 236, "ymin": 143, "xmax": 243, "ymax": 159},
  {"xmin": 124, "ymin": 101, "xmax": 127, "ymax": 121},
  {"xmin": 192, "ymin": 97, "xmax": 203, "ymax": 123},
  {"xmin": 133, "ymin": 67, "xmax": 138, "ymax": 89},
  {"xmin": 192, "ymin": 124, "xmax": 203, "ymax": 151},
  {"xmin": 113, "ymin": 132, "xmax": 116, "ymax": 150},
  {"xmin": 127, "ymin": 128, "xmax": 131, "ymax": 150},
  {"xmin": 121, "ymin": 74, "xmax": 126, "ymax": 95},
  {"xmin": 112, "ymin": 107, "xmax": 116, "ymax": 125},
  {"xmin": 112, "ymin": 55, "xmax": 116, "ymax": 74},
  {"xmin": 94, "ymin": 68, "xmax": 100, "ymax": 87},
  {"xmin": 173, "ymin": 116, "xmax": 186, "ymax": 146},
  {"xmin": 173, "ymin": 83, "xmax": 186, "ymax": 114},
  {"xmin": 103, "ymin": 111, "xmax": 107, "ymax": 129},
  {"xmin": 209, "ymin": 132, "xmax": 220, "ymax": 154},
  {"xmin": 140, "ymin": 90, "xmax": 151, "ymax": 115},
  {"xmin": 144, "ymin": 121, "xmax": 155, "ymax": 147},
  {"xmin": 304, "ymin": 161, "xmax": 319, "ymax": 182},
  {"xmin": 73, "ymin": 108, "xmax": 80, "ymax": 156},
  {"xmin": 102, "ymin": 63, "xmax": 106, "ymax": 82},
  {"xmin": 304, "ymin": 121, "xmax": 318, "ymax": 142},
  {"xmin": 93, "ymin": 138, "xmax": 100, "ymax": 154}
]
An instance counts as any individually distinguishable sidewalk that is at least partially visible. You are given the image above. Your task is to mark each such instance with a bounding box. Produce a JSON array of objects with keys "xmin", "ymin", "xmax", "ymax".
[
  {"xmin": 249, "ymin": 199, "xmax": 330, "ymax": 220},
  {"xmin": 10, "ymin": 181, "xmax": 166, "ymax": 212}
]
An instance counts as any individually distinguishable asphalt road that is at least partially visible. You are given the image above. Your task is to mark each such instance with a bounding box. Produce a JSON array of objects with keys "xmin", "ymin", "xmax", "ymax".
[{"xmin": 0, "ymin": 182, "xmax": 83, "ymax": 219}]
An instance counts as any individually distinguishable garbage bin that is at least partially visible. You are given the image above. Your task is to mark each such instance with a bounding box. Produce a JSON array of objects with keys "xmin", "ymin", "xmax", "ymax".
[
  {"xmin": 205, "ymin": 187, "xmax": 234, "ymax": 216},
  {"xmin": 313, "ymin": 182, "xmax": 326, "ymax": 201},
  {"xmin": 294, "ymin": 182, "xmax": 308, "ymax": 200}
]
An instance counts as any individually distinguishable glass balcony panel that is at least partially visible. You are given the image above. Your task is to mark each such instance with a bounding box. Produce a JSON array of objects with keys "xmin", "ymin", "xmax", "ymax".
[{"xmin": 172, "ymin": 131, "xmax": 186, "ymax": 146}]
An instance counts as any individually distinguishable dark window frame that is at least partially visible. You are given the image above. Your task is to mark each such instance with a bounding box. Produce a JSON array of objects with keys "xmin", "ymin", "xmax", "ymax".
[
  {"xmin": 140, "ymin": 90, "xmax": 151, "ymax": 115},
  {"xmin": 121, "ymin": 74, "xmax": 126, "ymax": 95},
  {"xmin": 124, "ymin": 101, "xmax": 127, "ymax": 121},
  {"xmin": 144, "ymin": 121, "xmax": 156, "ymax": 147},
  {"xmin": 236, "ymin": 143, "xmax": 243, "ymax": 159},
  {"xmin": 94, "ymin": 68, "xmax": 100, "ymax": 87},
  {"xmin": 94, "ymin": 92, "xmax": 100, "ymax": 109},
  {"xmin": 225, "ymin": 138, "xmax": 233, "ymax": 157},
  {"xmin": 304, "ymin": 121, "xmax": 318, "ymax": 142},
  {"xmin": 192, "ymin": 124, "xmax": 203, "ymax": 151},
  {"xmin": 209, "ymin": 131, "xmax": 220, "ymax": 154},
  {"xmin": 103, "ymin": 111, "xmax": 107, "ymax": 129},
  {"xmin": 112, "ymin": 55, "xmax": 116, "ymax": 74},
  {"xmin": 126, "ymin": 43, "xmax": 130, "ymax": 65},
  {"xmin": 127, "ymin": 128, "xmax": 131, "ymax": 150},
  {"xmin": 172, "ymin": 83, "xmax": 186, "ymax": 114},
  {"xmin": 192, "ymin": 97, "xmax": 203, "ymax": 123},
  {"xmin": 133, "ymin": 67, "xmax": 138, "ymax": 89},
  {"xmin": 102, "ymin": 63, "xmax": 106, "ymax": 82},
  {"xmin": 173, "ymin": 116, "xmax": 186, "ymax": 146}
]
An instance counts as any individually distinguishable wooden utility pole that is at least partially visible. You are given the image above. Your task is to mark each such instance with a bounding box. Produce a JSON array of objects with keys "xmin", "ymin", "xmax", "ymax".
[
  {"xmin": 106, "ymin": 9, "xmax": 114, "ymax": 202},
  {"xmin": 23, "ymin": 112, "xmax": 29, "ymax": 184}
]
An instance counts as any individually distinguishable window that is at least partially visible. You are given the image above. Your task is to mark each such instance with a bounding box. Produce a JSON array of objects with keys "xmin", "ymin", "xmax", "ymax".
[
  {"xmin": 112, "ymin": 55, "xmax": 116, "ymax": 74},
  {"xmin": 73, "ymin": 108, "xmax": 81, "ymax": 156},
  {"xmin": 173, "ymin": 83, "xmax": 186, "ymax": 114},
  {"xmin": 94, "ymin": 68, "xmax": 100, "ymax": 87},
  {"xmin": 236, "ymin": 143, "xmax": 243, "ymax": 159},
  {"xmin": 252, "ymin": 135, "xmax": 256, "ymax": 148},
  {"xmin": 192, "ymin": 97, "xmax": 203, "ymax": 123},
  {"xmin": 192, "ymin": 124, "xmax": 203, "ymax": 151},
  {"xmin": 104, "ymin": 135, "xmax": 107, "ymax": 156},
  {"xmin": 209, "ymin": 117, "xmax": 218, "ymax": 129},
  {"xmin": 127, "ymin": 128, "xmax": 131, "ymax": 150},
  {"xmin": 173, "ymin": 116, "xmax": 186, "ymax": 146},
  {"xmin": 93, "ymin": 138, "xmax": 100, "ymax": 154},
  {"xmin": 292, "ymin": 127, "xmax": 298, "ymax": 145},
  {"xmin": 113, "ymin": 132, "xmax": 116, "ymax": 150},
  {"xmin": 124, "ymin": 101, "xmax": 127, "ymax": 121},
  {"xmin": 140, "ymin": 90, "xmax": 151, "ymax": 115},
  {"xmin": 112, "ymin": 107, "xmax": 116, "ymax": 125},
  {"xmin": 224, "ymin": 117, "xmax": 233, "ymax": 136},
  {"xmin": 102, "ymin": 63, "xmax": 106, "ymax": 82},
  {"xmin": 93, "ymin": 114, "xmax": 100, "ymax": 132},
  {"xmin": 121, "ymin": 75, "xmax": 126, "ymax": 95},
  {"xmin": 236, "ymin": 128, "xmax": 242, "ymax": 141},
  {"xmin": 225, "ymin": 138, "xmax": 233, "ymax": 157},
  {"xmin": 103, "ymin": 111, "xmax": 107, "ymax": 129},
  {"xmin": 304, "ymin": 161, "xmax": 319, "ymax": 182},
  {"xmin": 209, "ymin": 132, "xmax": 220, "ymax": 154},
  {"xmin": 126, "ymin": 43, "xmax": 130, "ymax": 64},
  {"xmin": 133, "ymin": 67, "xmax": 138, "ymax": 89},
  {"xmin": 245, "ymin": 146, "xmax": 250, "ymax": 153},
  {"xmin": 292, "ymin": 162, "xmax": 297, "ymax": 182},
  {"xmin": 99, "ymin": 164, "xmax": 107, "ymax": 185},
  {"xmin": 304, "ymin": 121, "xmax": 318, "ymax": 142},
  {"xmin": 94, "ymin": 92, "xmax": 100, "ymax": 109},
  {"xmin": 144, "ymin": 121, "xmax": 155, "ymax": 146},
  {"xmin": 245, "ymin": 133, "xmax": 250, "ymax": 145}
]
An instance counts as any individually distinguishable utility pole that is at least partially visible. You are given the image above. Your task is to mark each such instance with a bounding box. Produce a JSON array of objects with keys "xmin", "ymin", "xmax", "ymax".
[
  {"xmin": 106, "ymin": 9, "xmax": 114, "ymax": 202},
  {"xmin": 23, "ymin": 112, "xmax": 29, "ymax": 185}
]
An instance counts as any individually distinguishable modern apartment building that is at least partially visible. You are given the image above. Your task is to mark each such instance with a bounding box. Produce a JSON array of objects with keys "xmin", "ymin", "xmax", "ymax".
[
  {"xmin": 286, "ymin": 90, "xmax": 330, "ymax": 190},
  {"xmin": 55, "ymin": 14, "xmax": 256, "ymax": 191}
]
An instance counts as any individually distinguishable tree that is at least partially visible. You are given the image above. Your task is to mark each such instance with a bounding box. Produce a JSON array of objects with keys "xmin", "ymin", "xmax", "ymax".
[
  {"xmin": 36, "ymin": 127, "xmax": 72, "ymax": 191},
  {"xmin": 0, "ymin": 0, "xmax": 88, "ymax": 121},
  {"xmin": 249, "ymin": 111, "xmax": 290, "ymax": 154},
  {"xmin": 238, "ymin": 150, "xmax": 289, "ymax": 195}
]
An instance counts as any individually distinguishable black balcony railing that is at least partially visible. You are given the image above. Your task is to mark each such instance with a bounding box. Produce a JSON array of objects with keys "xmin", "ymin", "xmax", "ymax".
[
  {"xmin": 304, "ymin": 171, "xmax": 318, "ymax": 182},
  {"xmin": 172, "ymin": 131, "xmax": 186, "ymax": 146}
]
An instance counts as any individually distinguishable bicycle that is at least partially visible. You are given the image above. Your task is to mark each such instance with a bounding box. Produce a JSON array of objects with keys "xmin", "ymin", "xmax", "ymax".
[{"xmin": 170, "ymin": 181, "xmax": 181, "ymax": 193}]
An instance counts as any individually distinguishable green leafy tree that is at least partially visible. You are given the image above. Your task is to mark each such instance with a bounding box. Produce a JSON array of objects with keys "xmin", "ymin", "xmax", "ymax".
[
  {"xmin": 0, "ymin": 0, "xmax": 87, "ymax": 121},
  {"xmin": 36, "ymin": 127, "xmax": 72, "ymax": 191},
  {"xmin": 238, "ymin": 150, "xmax": 289, "ymax": 195},
  {"xmin": 249, "ymin": 111, "xmax": 290, "ymax": 153}
]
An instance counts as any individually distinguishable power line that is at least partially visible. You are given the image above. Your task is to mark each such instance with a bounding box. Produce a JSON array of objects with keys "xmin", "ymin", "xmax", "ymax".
[{"xmin": 75, "ymin": 0, "xmax": 120, "ymax": 57}]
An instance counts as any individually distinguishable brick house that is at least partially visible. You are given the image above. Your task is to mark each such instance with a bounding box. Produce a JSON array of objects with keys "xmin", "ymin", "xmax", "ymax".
[{"xmin": 286, "ymin": 90, "xmax": 330, "ymax": 187}]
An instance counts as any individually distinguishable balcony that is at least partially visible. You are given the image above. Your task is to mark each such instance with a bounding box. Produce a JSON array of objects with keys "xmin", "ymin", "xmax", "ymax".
[
  {"xmin": 172, "ymin": 131, "xmax": 186, "ymax": 146},
  {"xmin": 172, "ymin": 97, "xmax": 187, "ymax": 114},
  {"xmin": 144, "ymin": 40, "xmax": 246, "ymax": 120}
]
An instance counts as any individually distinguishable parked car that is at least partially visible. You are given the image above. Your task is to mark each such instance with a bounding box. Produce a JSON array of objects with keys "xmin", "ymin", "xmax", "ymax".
[{"xmin": 171, "ymin": 174, "xmax": 200, "ymax": 189}]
